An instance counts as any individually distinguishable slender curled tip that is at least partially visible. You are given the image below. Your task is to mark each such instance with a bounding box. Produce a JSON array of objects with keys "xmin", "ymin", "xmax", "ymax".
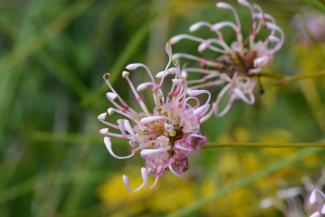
[
  {"xmin": 140, "ymin": 116, "xmax": 165, "ymax": 124},
  {"xmin": 106, "ymin": 92, "xmax": 118, "ymax": 100},
  {"xmin": 99, "ymin": 128, "xmax": 109, "ymax": 135},
  {"xmin": 122, "ymin": 175, "xmax": 144, "ymax": 192},
  {"xmin": 126, "ymin": 63, "xmax": 142, "ymax": 71},
  {"xmin": 137, "ymin": 82, "xmax": 152, "ymax": 92},
  {"xmin": 122, "ymin": 71, "xmax": 130, "ymax": 78},
  {"xmin": 266, "ymin": 22, "xmax": 280, "ymax": 31},
  {"xmin": 198, "ymin": 42, "xmax": 209, "ymax": 52},
  {"xmin": 104, "ymin": 137, "xmax": 135, "ymax": 159},
  {"xmin": 237, "ymin": 0, "xmax": 250, "ymax": 7},
  {"xmin": 97, "ymin": 113, "xmax": 107, "ymax": 121},
  {"xmin": 268, "ymin": 35, "xmax": 280, "ymax": 42},
  {"xmin": 193, "ymin": 104, "xmax": 209, "ymax": 115},
  {"xmin": 254, "ymin": 56, "xmax": 269, "ymax": 68},
  {"xmin": 169, "ymin": 35, "xmax": 183, "ymax": 44},
  {"xmin": 169, "ymin": 67, "xmax": 180, "ymax": 74},
  {"xmin": 156, "ymin": 70, "xmax": 169, "ymax": 78},
  {"xmin": 103, "ymin": 73, "xmax": 110, "ymax": 80},
  {"xmin": 187, "ymin": 89, "xmax": 208, "ymax": 96},
  {"xmin": 211, "ymin": 23, "xmax": 228, "ymax": 31},
  {"xmin": 189, "ymin": 22, "xmax": 207, "ymax": 32},
  {"xmin": 216, "ymin": 2, "xmax": 231, "ymax": 9},
  {"xmin": 107, "ymin": 108, "xmax": 114, "ymax": 115}
]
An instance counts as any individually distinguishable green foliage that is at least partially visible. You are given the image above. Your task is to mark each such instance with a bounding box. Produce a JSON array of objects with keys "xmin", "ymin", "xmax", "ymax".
[{"xmin": 0, "ymin": 0, "xmax": 324, "ymax": 217}]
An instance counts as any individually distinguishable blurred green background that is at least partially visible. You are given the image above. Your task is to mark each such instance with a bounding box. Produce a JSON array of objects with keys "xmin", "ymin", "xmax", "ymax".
[{"xmin": 0, "ymin": 0, "xmax": 325, "ymax": 216}]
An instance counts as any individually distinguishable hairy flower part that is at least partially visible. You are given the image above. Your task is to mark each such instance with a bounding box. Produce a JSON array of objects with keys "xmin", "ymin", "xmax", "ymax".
[
  {"xmin": 98, "ymin": 45, "xmax": 210, "ymax": 192},
  {"xmin": 293, "ymin": 11, "xmax": 325, "ymax": 45},
  {"xmin": 169, "ymin": 0, "xmax": 284, "ymax": 117},
  {"xmin": 260, "ymin": 169, "xmax": 325, "ymax": 217}
]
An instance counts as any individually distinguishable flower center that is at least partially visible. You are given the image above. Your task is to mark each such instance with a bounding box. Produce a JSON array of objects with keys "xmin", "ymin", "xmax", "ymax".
[{"xmin": 216, "ymin": 50, "xmax": 257, "ymax": 77}]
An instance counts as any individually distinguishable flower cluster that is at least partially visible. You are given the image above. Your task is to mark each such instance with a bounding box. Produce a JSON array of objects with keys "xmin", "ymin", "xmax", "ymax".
[
  {"xmin": 260, "ymin": 170, "xmax": 325, "ymax": 217},
  {"xmin": 169, "ymin": 0, "xmax": 284, "ymax": 117},
  {"xmin": 98, "ymin": 45, "xmax": 210, "ymax": 191},
  {"xmin": 98, "ymin": 0, "xmax": 284, "ymax": 191}
]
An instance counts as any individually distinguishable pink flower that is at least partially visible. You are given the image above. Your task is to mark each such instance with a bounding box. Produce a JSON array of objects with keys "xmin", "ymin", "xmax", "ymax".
[
  {"xmin": 98, "ymin": 45, "xmax": 210, "ymax": 191},
  {"xmin": 169, "ymin": 0, "xmax": 284, "ymax": 117}
]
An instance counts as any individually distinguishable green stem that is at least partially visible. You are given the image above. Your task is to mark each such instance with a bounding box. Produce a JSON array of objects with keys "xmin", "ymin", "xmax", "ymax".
[
  {"xmin": 204, "ymin": 142, "xmax": 325, "ymax": 148},
  {"xmin": 258, "ymin": 70, "xmax": 325, "ymax": 83}
]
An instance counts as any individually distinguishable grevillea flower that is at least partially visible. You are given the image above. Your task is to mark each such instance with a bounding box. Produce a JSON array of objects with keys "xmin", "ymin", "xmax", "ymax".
[
  {"xmin": 260, "ymin": 170, "xmax": 325, "ymax": 217},
  {"xmin": 293, "ymin": 11, "xmax": 325, "ymax": 45},
  {"xmin": 169, "ymin": 0, "xmax": 284, "ymax": 117},
  {"xmin": 98, "ymin": 45, "xmax": 210, "ymax": 192}
]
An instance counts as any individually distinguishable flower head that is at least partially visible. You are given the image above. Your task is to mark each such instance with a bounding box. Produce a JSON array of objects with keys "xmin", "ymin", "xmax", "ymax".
[
  {"xmin": 260, "ymin": 169, "xmax": 325, "ymax": 217},
  {"xmin": 170, "ymin": 0, "xmax": 284, "ymax": 117},
  {"xmin": 293, "ymin": 11, "xmax": 325, "ymax": 45},
  {"xmin": 98, "ymin": 44, "xmax": 210, "ymax": 191}
]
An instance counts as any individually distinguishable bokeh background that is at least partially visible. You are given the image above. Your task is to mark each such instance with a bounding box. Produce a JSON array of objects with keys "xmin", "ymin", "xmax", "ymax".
[{"xmin": 0, "ymin": 0, "xmax": 325, "ymax": 216}]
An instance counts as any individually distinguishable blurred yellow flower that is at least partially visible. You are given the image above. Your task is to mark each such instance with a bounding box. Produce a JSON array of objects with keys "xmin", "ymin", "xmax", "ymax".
[{"xmin": 97, "ymin": 168, "xmax": 196, "ymax": 214}]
